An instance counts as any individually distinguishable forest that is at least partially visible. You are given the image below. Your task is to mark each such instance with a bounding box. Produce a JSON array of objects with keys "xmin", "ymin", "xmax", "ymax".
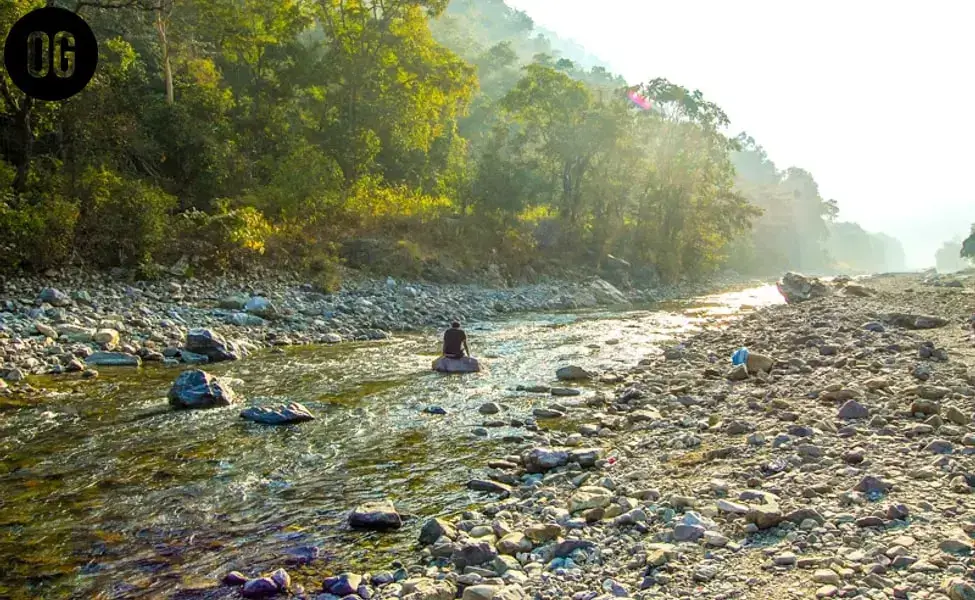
[
  {"xmin": 0, "ymin": 0, "xmax": 909, "ymax": 286},
  {"xmin": 935, "ymin": 229, "xmax": 975, "ymax": 273}
]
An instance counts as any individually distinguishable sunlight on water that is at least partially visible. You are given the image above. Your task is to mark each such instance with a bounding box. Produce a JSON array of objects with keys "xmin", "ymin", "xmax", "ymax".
[{"xmin": 0, "ymin": 284, "xmax": 781, "ymax": 599}]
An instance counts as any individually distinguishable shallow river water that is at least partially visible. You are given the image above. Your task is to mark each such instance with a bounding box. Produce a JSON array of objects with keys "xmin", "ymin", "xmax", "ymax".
[{"xmin": 0, "ymin": 284, "xmax": 783, "ymax": 599}]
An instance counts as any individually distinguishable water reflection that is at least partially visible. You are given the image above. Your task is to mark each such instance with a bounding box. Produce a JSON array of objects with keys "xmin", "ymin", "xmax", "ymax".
[{"xmin": 0, "ymin": 284, "xmax": 782, "ymax": 598}]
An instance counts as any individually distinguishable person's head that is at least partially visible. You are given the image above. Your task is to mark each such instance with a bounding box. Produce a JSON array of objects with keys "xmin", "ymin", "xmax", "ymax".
[{"xmin": 451, "ymin": 321, "xmax": 460, "ymax": 329}]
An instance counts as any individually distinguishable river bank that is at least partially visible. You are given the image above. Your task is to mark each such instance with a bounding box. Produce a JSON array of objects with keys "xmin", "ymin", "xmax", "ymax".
[
  {"xmin": 179, "ymin": 272, "xmax": 975, "ymax": 600},
  {"xmin": 0, "ymin": 274, "xmax": 773, "ymax": 600},
  {"xmin": 0, "ymin": 267, "xmax": 751, "ymax": 386},
  {"xmin": 6, "ymin": 271, "xmax": 974, "ymax": 600}
]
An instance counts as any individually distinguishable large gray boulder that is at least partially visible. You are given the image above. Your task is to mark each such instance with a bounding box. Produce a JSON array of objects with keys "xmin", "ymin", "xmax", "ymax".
[
  {"xmin": 590, "ymin": 278, "xmax": 628, "ymax": 304},
  {"xmin": 776, "ymin": 272, "xmax": 831, "ymax": 303},
  {"xmin": 38, "ymin": 287, "xmax": 71, "ymax": 307},
  {"xmin": 745, "ymin": 352, "xmax": 774, "ymax": 374},
  {"xmin": 522, "ymin": 447, "xmax": 569, "ymax": 473},
  {"xmin": 322, "ymin": 573, "xmax": 363, "ymax": 597},
  {"xmin": 184, "ymin": 328, "xmax": 243, "ymax": 362},
  {"xmin": 168, "ymin": 369, "xmax": 238, "ymax": 409},
  {"xmin": 451, "ymin": 540, "xmax": 498, "ymax": 569},
  {"xmin": 218, "ymin": 295, "xmax": 249, "ymax": 310},
  {"xmin": 349, "ymin": 500, "xmax": 401, "ymax": 530},
  {"xmin": 432, "ymin": 356, "xmax": 481, "ymax": 373},
  {"xmin": 400, "ymin": 579, "xmax": 456, "ymax": 600},
  {"xmin": 419, "ymin": 517, "xmax": 457, "ymax": 545},
  {"xmin": 244, "ymin": 296, "xmax": 279, "ymax": 319},
  {"xmin": 228, "ymin": 313, "xmax": 267, "ymax": 327},
  {"xmin": 240, "ymin": 402, "xmax": 314, "ymax": 424},
  {"xmin": 556, "ymin": 365, "xmax": 593, "ymax": 381},
  {"xmin": 58, "ymin": 324, "xmax": 95, "ymax": 342},
  {"xmin": 241, "ymin": 577, "xmax": 278, "ymax": 598}
]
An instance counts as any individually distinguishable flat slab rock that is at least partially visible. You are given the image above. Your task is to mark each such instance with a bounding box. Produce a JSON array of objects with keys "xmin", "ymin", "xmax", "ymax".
[
  {"xmin": 777, "ymin": 272, "xmax": 832, "ymax": 303},
  {"xmin": 432, "ymin": 356, "xmax": 481, "ymax": 373},
  {"xmin": 556, "ymin": 365, "xmax": 594, "ymax": 380},
  {"xmin": 85, "ymin": 351, "xmax": 142, "ymax": 367},
  {"xmin": 240, "ymin": 402, "xmax": 315, "ymax": 425},
  {"xmin": 349, "ymin": 500, "xmax": 402, "ymax": 530},
  {"xmin": 883, "ymin": 312, "xmax": 949, "ymax": 330}
]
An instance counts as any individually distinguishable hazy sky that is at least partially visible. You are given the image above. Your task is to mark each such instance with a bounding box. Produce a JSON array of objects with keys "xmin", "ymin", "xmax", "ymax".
[{"xmin": 505, "ymin": 0, "xmax": 975, "ymax": 268}]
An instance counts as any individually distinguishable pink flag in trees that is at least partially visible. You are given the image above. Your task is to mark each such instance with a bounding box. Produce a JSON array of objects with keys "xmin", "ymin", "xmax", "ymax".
[{"xmin": 626, "ymin": 88, "xmax": 652, "ymax": 110}]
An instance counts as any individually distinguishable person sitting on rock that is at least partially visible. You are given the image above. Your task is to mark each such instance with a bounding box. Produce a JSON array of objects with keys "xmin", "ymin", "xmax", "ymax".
[{"xmin": 442, "ymin": 321, "xmax": 470, "ymax": 359}]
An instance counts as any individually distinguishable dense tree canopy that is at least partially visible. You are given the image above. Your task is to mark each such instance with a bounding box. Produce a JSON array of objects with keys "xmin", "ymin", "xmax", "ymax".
[
  {"xmin": 962, "ymin": 226, "xmax": 975, "ymax": 262},
  {"xmin": 0, "ymin": 0, "xmax": 899, "ymax": 284}
]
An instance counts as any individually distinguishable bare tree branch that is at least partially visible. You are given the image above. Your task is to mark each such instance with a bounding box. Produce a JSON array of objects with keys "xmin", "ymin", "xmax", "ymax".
[{"xmin": 75, "ymin": 0, "xmax": 160, "ymax": 14}]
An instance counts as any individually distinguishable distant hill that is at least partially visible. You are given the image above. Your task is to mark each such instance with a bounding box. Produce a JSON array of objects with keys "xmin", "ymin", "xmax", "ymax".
[
  {"xmin": 431, "ymin": 0, "xmax": 623, "ymax": 86},
  {"xmin": 531, "ymin": 24, "xmax": 614, "ymax": 71}
]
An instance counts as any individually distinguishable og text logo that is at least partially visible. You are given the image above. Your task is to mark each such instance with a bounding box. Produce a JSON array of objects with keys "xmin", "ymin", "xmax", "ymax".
[{"xmin": 3, "ymin": 6, "xmax": 98, "ymax": 101}]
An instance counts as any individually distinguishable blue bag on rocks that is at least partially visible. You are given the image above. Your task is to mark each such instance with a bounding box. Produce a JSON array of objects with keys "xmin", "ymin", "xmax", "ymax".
[{"xmin": 731, "ymin": 347, "xmax": 749, "ymax": 366}]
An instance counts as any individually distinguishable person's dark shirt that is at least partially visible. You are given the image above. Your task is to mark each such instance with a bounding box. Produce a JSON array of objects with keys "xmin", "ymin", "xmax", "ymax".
[{"xmin": 443, "ymin": 328, "xmax": 466, "ymax": 356}]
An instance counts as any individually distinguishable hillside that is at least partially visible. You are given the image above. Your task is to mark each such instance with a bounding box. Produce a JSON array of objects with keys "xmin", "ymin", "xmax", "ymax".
[{"xmin": 0, "ymin": 0, "xmax": 904, "ymax": 288}]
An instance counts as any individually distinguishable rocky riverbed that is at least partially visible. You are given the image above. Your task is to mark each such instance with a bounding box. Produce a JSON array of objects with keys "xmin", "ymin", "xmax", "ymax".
[
  {"xmin": 170, "ymin": 271, "xmax": 975, "ymax": 600},
  {"xmin": 0, "ymin": 269, "xmax": 735, "ymax": 385}
]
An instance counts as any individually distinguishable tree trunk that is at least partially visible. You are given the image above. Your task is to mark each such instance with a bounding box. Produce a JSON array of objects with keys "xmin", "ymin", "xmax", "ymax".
[
  {"xmin": 155, "ymin": 9, "xmax": 174, "ymax": 105},
  {"xmin": 12, "ymin": 96, "xmax": 34, "ymax": 194}
]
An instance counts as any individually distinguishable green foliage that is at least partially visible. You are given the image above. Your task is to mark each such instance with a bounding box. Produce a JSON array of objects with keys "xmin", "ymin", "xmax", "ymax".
[
  {"xmin": 0, "ymin": 0, "xmax": 874, "ymax": 285},
  {"xmin": 460, "ymin": 67, "xmax": 762, "ymax": 281},
  {"xmin": 239, "ymin": 141, "xmax": 344, "ymax": 221},
  {"xmin": 309, "ymin": 257, "xmax": 344, "ymax": 294},
  {"xmin": 0, "ymin": 195, "xmax": 79, "ymax": 271},
  {"xmin": 73, "ymin": 167, "xmax": 177, "ymax": 267},
  {"xmin": 167, "ymin": 205, "xmax": 272, "ymax": 272},
  {"xmin": 962, "ymin": 225, "xmax": 975, "ymax": 260}
]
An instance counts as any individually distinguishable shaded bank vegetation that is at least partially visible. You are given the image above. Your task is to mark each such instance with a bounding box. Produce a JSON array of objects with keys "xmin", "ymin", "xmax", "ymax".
[{"xmin": 0, "ymin": 0, "xmax": 905, "ymax": 286}]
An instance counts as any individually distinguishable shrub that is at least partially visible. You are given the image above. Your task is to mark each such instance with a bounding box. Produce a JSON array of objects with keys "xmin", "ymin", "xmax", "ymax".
[
  {"xmin": 0, "ymin": 195, "xmax": 79, "ymax": 271},
  {"xmin": 258, "ymin": 217, "xmax": 344, "ymax": 291},
  {"xmin": 74, "ymin": 166, "xmax": 177, "ymax": 267},
  {"xmin": 166, "ymin": 203, "xmax": 272, "ymax": 272},
  {"xmin": 963, "ymin": 226, "xmax": 975, "ymax": 261},
  {"xmin": 337, "ymin": 237, "xmax": 427, "ymax": 278},
  {"xmin": 241, "ymin": 142, "xmax": 345, "ymax": 222},
  {"xmin": 307, "ymin": 254, "xmax": 343, "ymax": 293},
  {"xmin": 341, "ymin": 176, "xmax": 453, "ymax": 230}
]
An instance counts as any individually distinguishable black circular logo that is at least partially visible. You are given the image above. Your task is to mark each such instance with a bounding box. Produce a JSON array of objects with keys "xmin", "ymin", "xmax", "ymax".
[{"xmin": 3, "ymin": 7, "xmax": 98, "ymax": 101}]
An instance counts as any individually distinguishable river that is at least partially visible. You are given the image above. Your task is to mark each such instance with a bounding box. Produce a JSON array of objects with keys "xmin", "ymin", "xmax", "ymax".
[{"xmin": 0, "ymin": 284, "xmax": 783, "ymax": 599}]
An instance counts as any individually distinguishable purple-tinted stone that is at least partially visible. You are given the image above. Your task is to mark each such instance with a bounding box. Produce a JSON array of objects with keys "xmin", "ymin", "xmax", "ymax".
[
  {"xmin": 323, "ymin": 572, "xmax": 362, "ymax": 596},
  {"xmin": 270, "ymin": 568, "xmax": 290, "ymax": 590},
  {"xmin": 673, "ymin": 524, "xmax": 705, "ymax": 542},
  {"xmin": 223, "ymin": 571, "xmax": 248, "ymax": 586},
  {"xmin": 242, "ymin": 577, "xmax": 279, "ymax": 598}
]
